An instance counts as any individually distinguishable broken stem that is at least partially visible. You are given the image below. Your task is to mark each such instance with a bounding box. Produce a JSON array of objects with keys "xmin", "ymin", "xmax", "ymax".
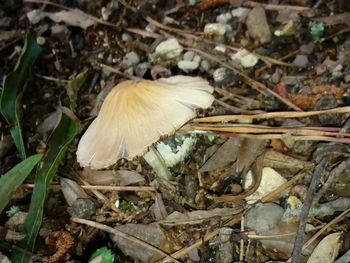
[{"xmin": 143, "ymin": 145, "xmax": 173, "ymax": 181}]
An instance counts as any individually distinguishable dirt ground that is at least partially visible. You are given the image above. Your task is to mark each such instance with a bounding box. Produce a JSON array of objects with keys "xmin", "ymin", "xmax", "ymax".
[{"xmin": 1, "ymin": 0, "xmax": 350, "ymax": 262}]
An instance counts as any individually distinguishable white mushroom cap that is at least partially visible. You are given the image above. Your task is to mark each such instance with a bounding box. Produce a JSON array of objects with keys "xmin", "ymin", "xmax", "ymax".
[{"xmin": 76, "ymin": 75, "xmax": 214, "ymax": 169}]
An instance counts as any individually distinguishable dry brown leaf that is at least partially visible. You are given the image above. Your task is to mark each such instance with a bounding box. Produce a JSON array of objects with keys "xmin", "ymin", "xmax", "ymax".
[
  {"xmin": 307, "ymin": 232, "xmax": 343, "ymax": 263},
  {"xmin": 46, "ymin": 9, "xmax": 96, "ymax": 29}
]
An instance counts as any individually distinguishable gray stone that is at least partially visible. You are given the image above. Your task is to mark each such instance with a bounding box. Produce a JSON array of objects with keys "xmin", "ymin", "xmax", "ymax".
[
  {"xmin": 246, "ymin": 7, "xmax": 272, "ymax": 44},
  {"xmin": 122, "ymin": 51, "xmax": 140, "ymax": 68},
  {"xmin": 245, "ymin": 203, "xmax": 284, "ymax": 233},
  {"xmin": 155, "ymin": 38, "xmax": 183, "ymax": 59}
]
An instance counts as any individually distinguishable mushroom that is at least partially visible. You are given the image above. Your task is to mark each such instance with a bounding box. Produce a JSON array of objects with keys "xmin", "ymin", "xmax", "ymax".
[{"xmin": 77, "ymin": 75, "xmax": 214, "ymax": 170}]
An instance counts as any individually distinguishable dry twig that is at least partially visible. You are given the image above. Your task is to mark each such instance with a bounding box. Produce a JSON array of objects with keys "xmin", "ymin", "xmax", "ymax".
[
  {"xmin": 291, "ymin": 158, "xmax": 327, "ymax": 263},
  {"xmin": 22, "ymin": 184, "xmax": 155, "ymax": 192},
  {"xmin": 194, "ymin": 106, "xmax": 350, "ymax": 123}
]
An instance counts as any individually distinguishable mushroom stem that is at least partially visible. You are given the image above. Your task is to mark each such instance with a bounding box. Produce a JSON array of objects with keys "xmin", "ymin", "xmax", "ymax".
[{"xmin": 143, "ymin": 145, "xmax": 172, "ymax": 180}]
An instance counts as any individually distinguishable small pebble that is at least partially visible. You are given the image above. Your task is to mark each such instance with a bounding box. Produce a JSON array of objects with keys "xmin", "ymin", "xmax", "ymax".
[
  {"xmin": 200, "ymin": 59, "xmax": 211, "ymax": 72},
  {"xmin": 97, "ymin": 52, "xmax": 104, "ymax": 59},
  {"xmin": 214, "ymin": 45, "xmax": 226, "ymax": 53},
  {"xmin": 292, "ymin": 54, "xmax": 309, "ymax": 68},
  {"xmin": 231, "ymin": 7, "xmax": 249, "ymax": 17},
  {"xmin": 135, "ymin": 62, "xmax": 151, "ymax": 77},
  {"xmin": 154, "ymin": 38, "xmax": 183, "ymax": 59},
  {"xmin": 231, "ymin": 49, "xmax": 259, "ymax": 68},
  {"xmin": 204, "ymin": 23, "xmax": 227, "ymax": 36},
  {"xmin": 36, "ymin": 36, "xmax": 45, "ymax": 45},
  {"xmin": 145, "ymin": 23, "xmax": 157, "ymax": 33},
  {"xmin": 244, "ymin": 167, "xmax": 287, "ymax": 202},
  {"xmin": 122, "ymin": 51, "xmax": 140, "ymax": 68},
  {"xmin": 246, "ymin": 7, "xmax": 272, "ymax": 44},
  {"xmin": 193, "ymin": 55, "xmax": 201, "ymax": 64},
  {"xmin": 245, "ymin": 203, "xmax": 284, "ymax": 232},
  {"xmin": 213, "ymin": 67, "xmax": 229, "ymax": 83},
  {"xmin": 101, "ymin": 6, "xmax": 112, "ymax": 21},
  {"xmin": 121, "ymin": 33, "xmax": 132, "ymax": 42},
  {"xmin": 178, "ymin": 60, "xmax": 199, "ymax": 73},
  {"xmin": 26, "ymin": 9, "xmax": 44, "ymax": 24},
  {"xmin": 216, "ymin": 12, "xmax": 232, "ymax": 24},
  {"xmin": 183, "ymin": 51, "xmax": 195, "ymax": 61}
]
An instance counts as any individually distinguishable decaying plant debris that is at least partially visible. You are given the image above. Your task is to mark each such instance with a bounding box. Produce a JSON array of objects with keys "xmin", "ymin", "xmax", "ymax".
[{"xmin": 1, "ymin": 0, "xmax": 350, "ymax": 262}]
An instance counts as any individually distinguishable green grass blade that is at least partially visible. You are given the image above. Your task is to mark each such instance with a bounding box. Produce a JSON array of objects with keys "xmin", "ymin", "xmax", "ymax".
[
  {"xmin": 66, "ymin": 69, "xmax": 89, "ymax": 111},
  {"xmin": 0, "ymin": 33, "xmax": 42, "ymax": 159},
  {"xmin": 0, "ymin": 154, "xmax": 42, "ymax": 214},
  {"xmin": 11, "ymin": 112, "xmax": 80, "ymax": 263}
]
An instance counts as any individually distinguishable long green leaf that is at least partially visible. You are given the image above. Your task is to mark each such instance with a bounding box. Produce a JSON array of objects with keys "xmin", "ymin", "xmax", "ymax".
[
  {"xmin": 0, "ymin": 33, "xmax": 42, "ymax": 159},
  {"xmin": 0, "ymin": 154, "xmax": 42, "ymax": 214},
  {"xmin": 66, "ymin": 69, "xmax": 89, "ymax": 111},
  {"xmin": 12, "ymin": 112, "xmax": 80, "ymax": 263}
]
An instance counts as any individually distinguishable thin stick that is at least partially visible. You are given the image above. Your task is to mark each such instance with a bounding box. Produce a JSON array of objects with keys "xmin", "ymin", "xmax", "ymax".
[
  {"xmin": 214, "ymin": 99, "xmax": 249, "ymax": 114},
  {"xmin": 291, "ymin": 159, "xmax": 327, "ymax": 263},
  {"xmin": 248, "ymin": 224, "xmax": 324, "ymax": 239},
  {"xmin": 99, "ymin": 63, "xmax": 142, "ymax": 81},
  {"xmin": 190, "ymin": 124, "xmax": 350, "ymax": 137},
  {"xmin": 255, "ymin": 50, "xmax": 299, "ymax": 74},
  {"xmin": 239, "ymin": 214, "xmax": 245, "ymax": 262},
  {"xmin": 146, "ymin": 16, "xmax": 204, "ymax": 36},
  {"xmin": 35, "ymin": 74, "xmax": 69, "ymax": 84},
  {"xmin": 198, "ymin": 0, "xmax": 311, "ymax": 12},
  {"xmin": 313, "ymin": 159, "xmax": 350, "ymax": 204},
  {"xmin": 186, "ymin": 130, "xmax": 350, "ymax": 143},
  {"xmin": 71, "ymin": 217, "xmax": 180, "ymax": 263},
  {"xmin": 213, "ymin": 153, "xmax": 264, "ymax": 202},
  {"xmin": 194, "ymin": 106, "xmax": 350, "ymax": 123},
  {"xmin": 22, "ymin": 183, "xmax": 155, "ymax": 192}
]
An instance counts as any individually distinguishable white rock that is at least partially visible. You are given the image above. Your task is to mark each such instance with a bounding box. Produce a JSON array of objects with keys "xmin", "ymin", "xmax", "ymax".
[
  {"xmin": 122, "ymin": 51, "xmax": 140, "ymax": 68},
  {"xmin": 121, "ymin": 33, "xmax": 132, "ymax": 42},
  {"xmin": 26, "ymin": 9, "xmax": 45, "ymax": 24},
  {"xmin": 178, "ymin": 60, "xmax": 199, "ymax": 73},
  {"xmin": 193, "ymin": 55, "xmax": 201, "ymax": 64},
  {"xmin": 216, "ymin": 12, "xmax": 232, "ymax": 24},
  {"xmin": 101, "ymin": 6, "xmax": 112, "ymax": 21},
  {"xmin": 213, "ymin": 67, "xmax": 228, "ymax": 83},
  {"xmin": 215, "ymin": 45, "xmax": 226, "ymax": 53},
  {"xmin": 204, "ymin": 23, "xmax": 227, "ymax": 36},
  {"xmin": 0, "ymin": 252, "xmax": 11, "ymax": 263},
  {"xmin": 183, "ymin": 51, "xmax": 195, "ymax": 61},
  {"xmin": 145, "ymin": 23, "xmax": 156, "ymax": 33},
  {"xmin": 157, "ymin": 135, "xmax": 197, "ymax": 167},
  {"xmin": 244, "ymin": 167, "xmax": 287, "ymax": 202},
  {"xmin": 36, "ymin": 36, "xmax": 46, "ymax": 45},
  {"xmin": 231, "ymin": 7, "xmax": 249, "ymax": 17},
  {"xmin": 97, "ymin": 52, "xmax": 104, "ymax": 59},
  {"xmin": 135, "ymin": 62, "xmax": 151, "ymax": 77},
  {"xmin": 200, "ymin": 60, "xmax": 210, "ymax": 72},
  {"xmin": 155, "ymin": 38, "xmax": 183, "ymax": 59},
  {"xmin": 231, "ymin": 49, "xmax": 259, "ymax": 68}
]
